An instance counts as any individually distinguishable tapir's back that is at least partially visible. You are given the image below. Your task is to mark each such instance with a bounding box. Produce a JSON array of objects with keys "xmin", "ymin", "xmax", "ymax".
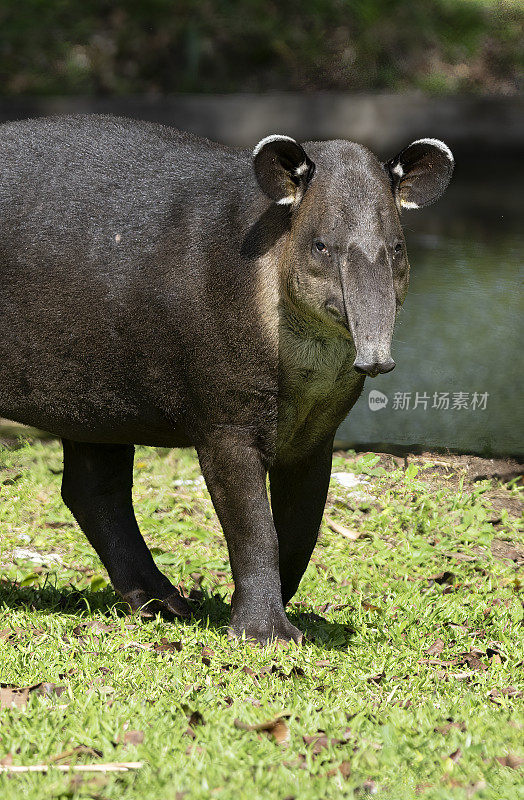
[
  {"xmin": 0, "ymin": 114, "xmax": 235, "ymax": 285},
  {"xmin": 0, "ymin": 115, "xmax": 273, "ymax": 445}
]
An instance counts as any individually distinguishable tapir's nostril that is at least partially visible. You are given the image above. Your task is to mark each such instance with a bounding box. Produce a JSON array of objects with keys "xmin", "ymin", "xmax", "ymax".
[{"xmin": 353, "ymin": 357, "xmax": 396, "ymax": 377}]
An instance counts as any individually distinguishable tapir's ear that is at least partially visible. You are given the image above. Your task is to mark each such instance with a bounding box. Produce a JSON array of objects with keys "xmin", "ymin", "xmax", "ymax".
[
  {"xmin": 253, "ymin": 134, "xmax": 315, "ymax": 207},
  {"xmin": 386, "ymin": 138, "xmax": 454, "ymax": 210}
]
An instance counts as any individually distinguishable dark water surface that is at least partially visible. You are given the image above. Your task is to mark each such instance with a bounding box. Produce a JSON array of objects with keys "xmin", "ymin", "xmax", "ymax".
[{"xmin": 337, "ymin": 157, "xmax": 523, "ymax": 457}]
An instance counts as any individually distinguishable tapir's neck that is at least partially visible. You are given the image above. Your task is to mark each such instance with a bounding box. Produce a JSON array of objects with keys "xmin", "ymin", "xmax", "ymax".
[{"xmin": 273, "ymin": 298, "xmax": 360, "ymax": 463}]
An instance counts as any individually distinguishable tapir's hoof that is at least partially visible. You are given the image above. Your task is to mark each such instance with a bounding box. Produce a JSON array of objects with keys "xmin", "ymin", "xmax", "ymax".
[
  {"xmin": 228, "ymin": 617, "xmax": 303, "ymax": 647},
  {"xmin": 121, "ymin": 588, "xmax": 191, "ymax": 619},
  {"xmin": 160, "ymin": 591, "xmax": 192, "ymax": 618}
]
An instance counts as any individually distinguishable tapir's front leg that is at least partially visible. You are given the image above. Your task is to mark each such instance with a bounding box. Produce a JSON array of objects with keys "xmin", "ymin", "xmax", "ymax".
[
  {"xmin": 269, "ymin": 436, "xmax": 334, "ymax": 605},
  {"xmin": 197, "ymin": 431, "xmax": 302, "ymax": 644}
]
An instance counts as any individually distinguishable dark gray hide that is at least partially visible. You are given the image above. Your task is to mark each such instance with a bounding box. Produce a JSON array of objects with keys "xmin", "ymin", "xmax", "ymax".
[{"xmin": 0, "ymin": 116, "xmax": 453, "ymax": 642}]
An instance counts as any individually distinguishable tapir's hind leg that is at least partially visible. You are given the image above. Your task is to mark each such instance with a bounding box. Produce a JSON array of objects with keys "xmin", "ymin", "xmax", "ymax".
[{"xmin": 61, "ymin": 439, "xmax": 190, "ymax": 618}]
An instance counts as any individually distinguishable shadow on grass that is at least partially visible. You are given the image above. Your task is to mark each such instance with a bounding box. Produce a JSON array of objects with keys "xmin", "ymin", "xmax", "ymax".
[
  {"xmin": 0, "ymin": 579, "xmax": 135, "ymax": 618},
  {"xmin": 0, "ymin": 580, "xmax": 355, "ymax": 649},
  {"xmin": 288, "ymin": 609, "xmax": 356, "ymax": 649}
]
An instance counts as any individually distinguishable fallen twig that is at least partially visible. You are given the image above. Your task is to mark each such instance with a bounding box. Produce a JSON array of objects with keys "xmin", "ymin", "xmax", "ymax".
[
  {"xmin": 324, "ymin": 516, "xmax": 362, "ymax": 541},
  {"xmin": 0, "ymin": 762, "xmax": 143, "ymax": 773}
]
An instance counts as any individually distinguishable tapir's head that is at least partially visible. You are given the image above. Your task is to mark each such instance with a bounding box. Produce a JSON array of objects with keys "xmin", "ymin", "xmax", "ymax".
[{"xmin": 252, "ymin": 135, "xmax": 453, "ymax": 376}]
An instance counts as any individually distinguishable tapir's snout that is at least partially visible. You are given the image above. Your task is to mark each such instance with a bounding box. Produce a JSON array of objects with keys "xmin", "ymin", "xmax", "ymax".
[
  {"xmin": 338, "ymin": 241, "xmax": 398, "ymax": 381},
  {"xmin": 353, "ymin": 356, "xmax": 396, "ymax": 377}
]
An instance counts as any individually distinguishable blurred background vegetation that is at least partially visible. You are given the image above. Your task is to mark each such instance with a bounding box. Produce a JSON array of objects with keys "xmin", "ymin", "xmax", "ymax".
[{"xmin": 0, "ymin": 0, "xmax": 522, "ymax": 96}]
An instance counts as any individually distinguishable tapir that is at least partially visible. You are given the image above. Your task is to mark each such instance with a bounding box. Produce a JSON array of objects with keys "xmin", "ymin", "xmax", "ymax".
[{"xmin": 0, "ymin": 115, "xmax": 453, "ymax": 643}]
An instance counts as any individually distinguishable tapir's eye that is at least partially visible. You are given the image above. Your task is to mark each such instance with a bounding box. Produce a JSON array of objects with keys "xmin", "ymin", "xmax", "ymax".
[
  {"xmin": 393, "ymin": 241, "xmax": 403, "ymax": 254},
  {"xmin": 313, "ymin": 240, "xmax": 329, "ymax": 255}
]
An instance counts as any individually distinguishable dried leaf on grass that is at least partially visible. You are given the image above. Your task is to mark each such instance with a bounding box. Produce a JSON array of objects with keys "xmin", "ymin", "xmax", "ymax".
[
  {"xmin": 0, "ymin": 627, "xmax": 30, "ymax": 642},
  {"xmin": 486, "ymin": 641, "xmax": 507, "ymax": 661},
  {"xmin": 459, "ymin": 652, "xmax": 487, "ymax": 672},
  {"xmin": 255, "ymin": 663, "xmax": 306, "ymax": 681},
  {"xmin": 184, "ymin": 709, "xmax": 205, "ymax": 740},
  {"xmin": 67, "ymin": 774, "xmax": 109, "ymax": 794},
  {"xmin": 489, "ymin": 687, "xmax": 523, "ymax": 704},
  {"xmin": 425, "ymin": 638, "xmax": 445, "ymax": 656},
  {"xmin": 495, "ymin": 753, "xmax": 524, "ymax": 769},
  {"xmin": 435, "ymin": 721, "xmax": 466, "ymax": 735},
  {"xmin": 361, "ymin": 601, "xmax": 381, "ymax": 613},
  {"xmin": 491, "ymin": 539, "xmax": 524, "ymax": 564},
  {"xmin": 0, "ymin": 688, "xmax": 29, "ymax": 710},
  {"xmin": 326, "ymin": 760, "xmax": 351, "ymax": 779},
  {"xmin": 303, "ymin": 733, "xmax": 345, "ymax": 755},
  {"xmin": 239, "ymin": 665, "xmax": 260, "ymax": 684},
  {"xmin": 120, "ymin": 642, "xmax": 153, "ymax": 652},
  {"xmin": 188, "ymin": 711, "xmax": 205, "ymax": 728},
  {"xmin": 0, "ymin": 682, "xmax": 66, "ymax": 710},
  {"xmin": 358, "ymin": 779, "xmax": 377, "ymax": 794},
  {"xmin": 424, "ymin": 643, "xmax": 506, "ymax": 675},
  {"xmin": 1, "ymin": 470, "xmax": 22, "ymax": 485},
  {"xmin": 116, "ymin": 730, "xmax": 144, "ymax": 747},
  {"xmin": 234, "ymin": 713, "xmax": 290, "ymax": 745},
  {"xmin": 324, "ymin": 516, "xmax": 362, "ymax": 541},
  {"xmin": 153, "ymin": 638, "xmax": 183, "ymax": 653},
  {"xmin": 444, "ymin": 748, "xmax": 462, "ymax": 763},
  {"xmin": 283, "ymin": 754, "xmax": 307, "ymax": 770},
  {"xmin": 428, "ymin": 571, "xmax": 456, "ymax": 586},
  {"xmin": 71, "ymin": 621, "xmax": 116, "ymax": 636}
]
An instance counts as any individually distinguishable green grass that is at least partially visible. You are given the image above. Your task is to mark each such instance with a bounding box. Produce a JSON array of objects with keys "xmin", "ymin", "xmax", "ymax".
[{"xmin": 0, "ymin": 436, "xmax": 523, "ymax": 799}]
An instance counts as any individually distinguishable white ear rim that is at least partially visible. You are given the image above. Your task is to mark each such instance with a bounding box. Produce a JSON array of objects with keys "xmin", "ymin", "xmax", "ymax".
[
  {"xmin": 294, "ymin": 161, "xmax": 309, "ymax": 177},
  {"xmin": 400, "ymin": 199, "xmax": 420, "ymax": 210},
  {"xmin": 410, "ymin": 138, "xmax": 454, "ymax": 164},
  {"xmin": 253, "ymin": 133, "xmax": 311, "ymax": 207},
  {"xmin": 252, "ymin": 134, "xmax": 298, "ymax": 158},
  {"xmin": 392, "ymin": 163, "xmax": 404, "ymax": 178}
]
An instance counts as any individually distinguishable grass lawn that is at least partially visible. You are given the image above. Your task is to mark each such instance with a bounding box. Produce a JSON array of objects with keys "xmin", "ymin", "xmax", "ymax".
[{"xmin": 0, "ymin": 433, "xmax": 522, "ymax": 799}]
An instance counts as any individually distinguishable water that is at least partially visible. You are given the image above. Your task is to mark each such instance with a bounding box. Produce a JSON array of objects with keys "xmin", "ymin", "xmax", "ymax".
[{"xmin": 337, "ymin": 157, "xmax": 524, "ymax": 457}]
